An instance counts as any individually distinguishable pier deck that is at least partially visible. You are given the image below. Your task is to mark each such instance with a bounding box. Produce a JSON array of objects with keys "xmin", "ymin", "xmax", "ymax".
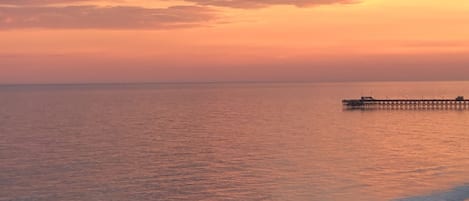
[{"xmin": 343, "ymin": 96, "xmax": 469, "ymax": 109}]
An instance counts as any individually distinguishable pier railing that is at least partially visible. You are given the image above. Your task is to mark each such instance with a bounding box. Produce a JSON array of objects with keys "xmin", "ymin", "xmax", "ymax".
[{"xmin": 343, "ymin": 96, "xmax": 469, "ymax": 110}]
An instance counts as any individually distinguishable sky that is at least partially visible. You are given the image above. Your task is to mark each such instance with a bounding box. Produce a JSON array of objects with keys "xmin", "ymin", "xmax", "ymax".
[{"xmin": 1, "ymin": 0, "xmax": 469, "ymax": 84}]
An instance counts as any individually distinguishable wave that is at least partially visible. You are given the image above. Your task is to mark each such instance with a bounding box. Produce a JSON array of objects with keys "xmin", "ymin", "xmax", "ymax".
[{"xmin": 395, "ymin": 184, "xmax": 469, "ymax": 201}]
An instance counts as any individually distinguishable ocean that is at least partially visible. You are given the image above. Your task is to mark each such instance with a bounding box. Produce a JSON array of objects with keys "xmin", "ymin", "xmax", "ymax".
[{"xmin": 2, "ymin": 81, "xmax": 469, "ymax": 201}]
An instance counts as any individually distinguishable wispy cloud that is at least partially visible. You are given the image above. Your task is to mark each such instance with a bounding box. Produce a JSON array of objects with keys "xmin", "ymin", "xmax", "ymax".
[
  {"xmin": 0, "ymin": 5, "xmax": 217, "ymax": 29},
  {"xmin": 0, "ymin": 0, "xmax": 92, "ymax": 5},
  {"xmin": 183, "ymin": 0, "xmax": 357, "ymax": 9},
  {"xmin": 0, "ymin": 0, "xmax": 358, "ymax": 30}
]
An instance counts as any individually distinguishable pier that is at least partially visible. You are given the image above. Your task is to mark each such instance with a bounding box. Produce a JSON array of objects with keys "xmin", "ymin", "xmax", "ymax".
[{"xmin": 343, "ymin": 96, "xmax": 469, "ymax": 110}]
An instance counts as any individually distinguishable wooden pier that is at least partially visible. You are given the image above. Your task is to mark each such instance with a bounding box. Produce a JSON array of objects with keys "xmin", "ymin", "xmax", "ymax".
[{"xmin": 343, "ymin": 96, "xmax": 469, "ymax": 109}]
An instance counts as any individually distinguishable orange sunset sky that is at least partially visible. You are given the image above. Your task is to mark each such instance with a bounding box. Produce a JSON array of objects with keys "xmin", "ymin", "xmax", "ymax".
[{"xmin": 1, "ymin": 0, "xmax": 469, "ymax": 84}]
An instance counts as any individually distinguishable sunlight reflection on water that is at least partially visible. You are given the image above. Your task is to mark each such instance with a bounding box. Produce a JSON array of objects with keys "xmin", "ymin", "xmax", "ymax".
[{"xmin": 1, "ymin": 82, "xmax": 469, "ymax": 201}]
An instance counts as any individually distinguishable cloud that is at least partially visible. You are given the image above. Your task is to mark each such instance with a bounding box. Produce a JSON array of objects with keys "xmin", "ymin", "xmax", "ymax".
[
  {"xmin": 183, "ymin": 0, "xmax": 357, "ymax": 8},
  {"xmin": 0, "ymin": 0, "xmax": 92, "ymax": 5},
  {"xmin": 0, "ymin": 5, "xmax": 217, "ymax": 29},
  {"xmin": 0, "ymin": 0, "xmax": 358, "ymax": 30},
  {"xmin": 0, "ymin": 0, "xmax": 357, "ymax": 8}
]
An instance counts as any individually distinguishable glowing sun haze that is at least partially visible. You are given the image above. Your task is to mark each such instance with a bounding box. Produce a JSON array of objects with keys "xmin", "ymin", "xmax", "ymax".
[{"xmin": 1, "ymin": 0, "xmax": 469, "ymax": 84}]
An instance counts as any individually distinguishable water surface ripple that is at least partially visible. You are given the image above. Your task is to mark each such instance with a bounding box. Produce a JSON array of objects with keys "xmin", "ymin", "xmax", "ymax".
[{"xmin": 2, "ymin": 82, "xmax": 469, "ymax": 201}]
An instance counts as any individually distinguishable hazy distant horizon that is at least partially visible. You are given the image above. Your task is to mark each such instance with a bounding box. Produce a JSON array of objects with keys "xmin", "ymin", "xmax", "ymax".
[{"xmin": 3, "ymin": 79, "xmax": 469, "ymax": 86}]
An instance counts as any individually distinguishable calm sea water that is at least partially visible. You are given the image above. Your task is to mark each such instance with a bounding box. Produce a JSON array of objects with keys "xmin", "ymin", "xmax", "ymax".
[{"xmin": 2, "ymin": 82, "xmax": 469, "ymax": 201}]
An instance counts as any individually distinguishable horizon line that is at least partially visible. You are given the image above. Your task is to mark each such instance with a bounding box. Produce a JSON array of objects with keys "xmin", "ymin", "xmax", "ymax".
[{"xmin": 1, "ymin": 79, "xmax": 469, "ymax": 87}]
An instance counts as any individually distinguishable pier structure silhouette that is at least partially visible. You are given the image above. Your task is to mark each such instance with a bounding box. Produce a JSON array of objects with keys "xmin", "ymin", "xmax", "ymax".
[{"xmin": 343, "ymin": 96, "xmax": 469, "ymax": 110}]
